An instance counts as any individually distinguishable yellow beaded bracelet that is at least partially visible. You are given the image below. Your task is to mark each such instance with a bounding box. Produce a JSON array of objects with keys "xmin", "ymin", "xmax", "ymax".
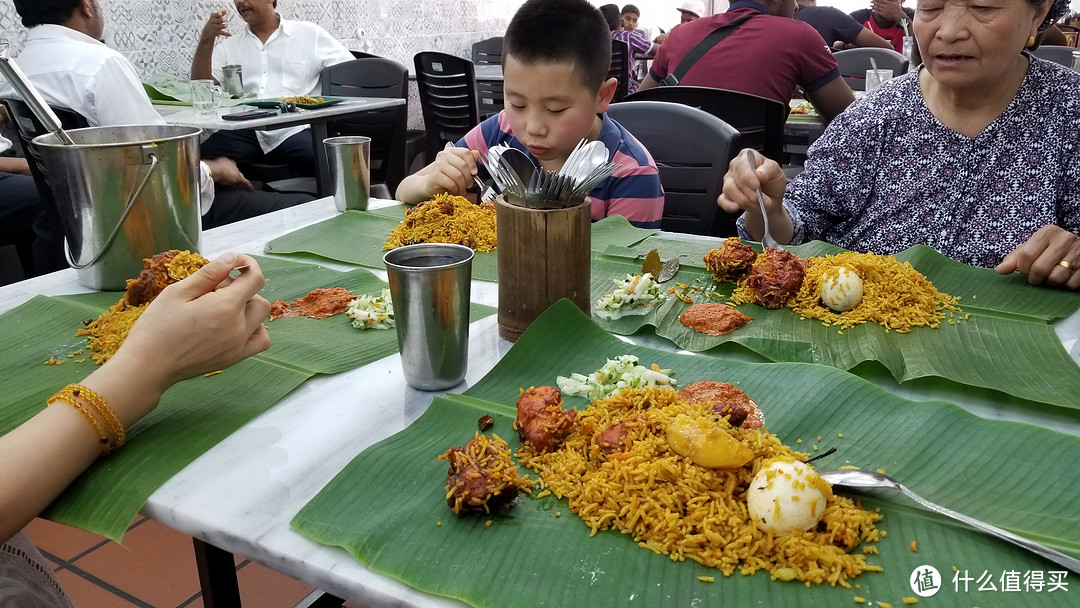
[
  {"xmin": 67, "ymin": 384, "xmax": 126, "ymax": 447},
  {"xmin": 46, "ymin": 393, "xmax": 112, "ymax": 454},
  {"xmin": 47, "ymin": 384, "xmax": 126, "ymax": 454}
]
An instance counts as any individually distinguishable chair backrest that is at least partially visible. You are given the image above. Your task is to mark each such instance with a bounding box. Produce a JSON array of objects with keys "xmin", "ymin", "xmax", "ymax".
[
  {"xmin": 471, "ymin": 39, "xmax": 504, "ymax": 121},
  {"xmin": 1, "ymin": 97, "xmax": 89, "ymax": 256},
  {"xmin": 413, "ymin": 51, "xmax": 480, "ymax": 164},
  {"xmin": 832, "ymin": 47, "xmax": 908, "ymax": 90},
  {"xmin": 321, "ymin": 57, "xmax": 411, "ymax": 192},
  {"xmin": 608, "ymin": 38, "xmax": 630, "ymax": 104},
  {"xmin": 624, "ymin": 86, "xmax": 786, "ymax": 163},
  {"xmin": 607, "ymin": 100, "xmax": 741, "ymax": 237},
  {"xmin": 1030, "ymin": 45, "xmax": 1076, "ymax": 67},
  {"xmin": 471, "ymin": 36, "xmax": 503, "ymax": 65},
  {"xmin": 349, "ymin": 50, "xmax": 379, "ymax": 60}
]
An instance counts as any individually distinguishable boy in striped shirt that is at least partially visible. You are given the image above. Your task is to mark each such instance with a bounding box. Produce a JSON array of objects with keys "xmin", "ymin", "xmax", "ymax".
[{"xmin": 396, "ymin": 0, "xmax": 664, "ymax": 228}]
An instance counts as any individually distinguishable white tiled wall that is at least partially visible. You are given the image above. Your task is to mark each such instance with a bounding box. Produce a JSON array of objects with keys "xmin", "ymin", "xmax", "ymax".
[{"xmin": 0, "ymin": 0, "xmax": 525, "ymax": 128}]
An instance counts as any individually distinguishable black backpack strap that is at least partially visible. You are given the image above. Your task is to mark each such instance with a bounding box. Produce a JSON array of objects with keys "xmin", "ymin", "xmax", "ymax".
[{"xmin": 660, "ymin": 14, "xmax": 756, "ymax": 87}]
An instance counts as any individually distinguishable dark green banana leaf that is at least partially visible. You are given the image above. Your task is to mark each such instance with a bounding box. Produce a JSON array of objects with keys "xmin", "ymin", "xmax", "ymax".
[
  {"xmin": 292, "ymin": 300, "xmax": 1080, "ymax": 608},
  {"xmin": 263, "ymin": 208, "xmax": 657, "ymax": 282},
  {"xmin": 0, "ymin": 257, "xmax": 494, "ymax": 540},
  {"xmin": 588, "ymin": 241, "xmax": 1080, "ymax": 410}
]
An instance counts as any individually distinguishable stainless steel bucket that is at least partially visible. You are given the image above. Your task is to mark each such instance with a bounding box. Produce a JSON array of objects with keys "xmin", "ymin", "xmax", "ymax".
[{"xmin": 33, "ymin": 125, "xmax": 203, "ymax": 290}]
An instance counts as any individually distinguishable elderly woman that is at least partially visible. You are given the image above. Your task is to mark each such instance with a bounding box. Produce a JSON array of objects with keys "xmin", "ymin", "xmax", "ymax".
[{"xmin": 719, "ymin": 0, "xmax": 1080, "ymax": 290}]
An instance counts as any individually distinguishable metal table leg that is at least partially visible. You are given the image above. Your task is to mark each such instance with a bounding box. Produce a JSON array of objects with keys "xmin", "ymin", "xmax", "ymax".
[{"xmin": 193, "ymin": 538, "xmax": 242, "ymax": 608}]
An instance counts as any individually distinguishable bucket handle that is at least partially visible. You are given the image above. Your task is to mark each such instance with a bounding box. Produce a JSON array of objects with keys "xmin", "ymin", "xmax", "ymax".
[{"xmin": 65, "ymin": 150, "xmax": 160, "ymax": 270}]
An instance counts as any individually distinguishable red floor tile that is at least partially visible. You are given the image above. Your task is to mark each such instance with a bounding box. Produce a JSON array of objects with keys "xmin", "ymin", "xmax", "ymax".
[
  {"xmin": 54, "ymin": 568, "xmax": 144, "ymax": 607},
  {"xmin": 71, "ymin": 518, "xmax": 202, "ymax": 607},
  {"xmin": 25, "ymin": 517, "xmax": 109, "ymax": 561},
  {"xmin": 236, "ymin": 559, "xmax": 318, "ymax": 607}
]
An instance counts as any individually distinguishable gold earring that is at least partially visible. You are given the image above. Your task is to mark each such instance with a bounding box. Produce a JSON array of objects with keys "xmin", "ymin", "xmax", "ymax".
[{"xmin": 1027, "ymin": 35, "xmax": 1036, "ymax": 47}]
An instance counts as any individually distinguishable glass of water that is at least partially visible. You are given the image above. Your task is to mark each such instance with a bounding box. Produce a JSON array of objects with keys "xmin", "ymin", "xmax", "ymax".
[{"xmin": 189, "ymin": 79, "xmax": 222, "ymax": 117}]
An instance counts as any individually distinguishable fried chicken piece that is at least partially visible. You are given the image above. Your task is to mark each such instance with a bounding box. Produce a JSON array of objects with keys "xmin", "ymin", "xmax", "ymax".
[
  {"xmin": 440, "ymin": 433, "xmax": 530, "ymax": 515},
  {"xmin": 124, "ymin": 250, "xmax": 208, "ymax": 306},
  {"xmin": 744, "ymin": 247, "xmax": 805, "ymax": 309},
  {"xmin": 513, "ymin": 386, "xmax": 577, "ymax": 452},
  {"xmin": 678, "ymin": 381, "xmax": 764, "ymax": 429},
  {"xmin": 593, "ymin": 417, "xmax": 643, "ymax": 454},
  {"xmin": 704, "ymin": 237, "xmax": 758, "ymax": 283}
]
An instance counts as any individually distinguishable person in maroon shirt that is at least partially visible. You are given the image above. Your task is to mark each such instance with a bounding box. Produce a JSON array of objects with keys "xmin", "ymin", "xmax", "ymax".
[
  {"xmin": 849, "ymin": 0, "xmax": 915, "ymax": 53},
  {"xmin": 639, "ymin": 0, "xmax": 854, "ymax": 123}
]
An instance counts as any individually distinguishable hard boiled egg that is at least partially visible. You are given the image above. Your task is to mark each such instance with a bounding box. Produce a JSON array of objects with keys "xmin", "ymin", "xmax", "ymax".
[
  {"xmin": 747, "ymin": 460, "xmax": 832, "ymax": 535},
  {"xmin": 819, "ymin": 266, "xmax": 864, "ymax": 312}
]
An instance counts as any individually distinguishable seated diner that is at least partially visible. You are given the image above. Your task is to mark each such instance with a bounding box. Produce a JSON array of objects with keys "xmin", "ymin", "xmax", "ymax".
[{"xmin": 719, "ymin": 0, "xmax": 1080, "ymax": 290}]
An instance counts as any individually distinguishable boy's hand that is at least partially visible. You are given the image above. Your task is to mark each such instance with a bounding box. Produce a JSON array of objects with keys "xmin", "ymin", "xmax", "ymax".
[{"xmin": 424, "ymin": 147, "xmax": 481, "ymax": 198}]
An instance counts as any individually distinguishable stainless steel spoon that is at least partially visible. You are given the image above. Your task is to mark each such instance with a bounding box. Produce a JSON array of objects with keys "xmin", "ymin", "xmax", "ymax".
[
  {"xmin": 744, "ymin": 149, "xmax": 782, "ymax": 250},
  {"xmin": 820, "ymin": 469, "xmax": 1080, "ymax": 574}
]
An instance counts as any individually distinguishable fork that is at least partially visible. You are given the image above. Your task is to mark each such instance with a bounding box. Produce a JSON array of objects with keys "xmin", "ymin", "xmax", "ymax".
[
  {"xmin": 820, "ymin": 469, "xmax": 1080, "ymax": 574},
  {"xmin": 744, "ymin": 149, "xmax": 783, "ymax": 250}
]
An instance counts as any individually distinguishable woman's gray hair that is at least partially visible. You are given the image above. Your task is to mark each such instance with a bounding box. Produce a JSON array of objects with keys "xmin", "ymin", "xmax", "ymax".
[{"xmin": 1037, "ymin": 0, "xmax": 1069, "ymax": 33}]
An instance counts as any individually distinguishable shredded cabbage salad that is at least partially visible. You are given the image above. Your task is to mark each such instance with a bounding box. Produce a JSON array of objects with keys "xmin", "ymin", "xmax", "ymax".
[
  {"xmin": 594, "ymin": 273, "xmax": 668, "ymax": 320},
  {"xmin": 346, "ymin": 288, "xmax": 395, "ymax": 330},
  {"xmin": 557, "ymin": 355, "xmax": 677, "ymax": 400}
]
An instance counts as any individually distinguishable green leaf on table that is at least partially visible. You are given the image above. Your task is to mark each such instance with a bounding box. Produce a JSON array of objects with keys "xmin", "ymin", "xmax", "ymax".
[
  {"xmin": 0, "ymin": 257, "xmax": 494, "ymax": 540},
  {"xmin": 263, "ymin": 210, "xmax": 656, "ymax": 282},
  {"xmin": 592, "ymin": 241, "xmax": 1080, "ymax": 410},
  {"xmin": 292, "ymin": 300, "xmax": 1080, "ymax": 608}
]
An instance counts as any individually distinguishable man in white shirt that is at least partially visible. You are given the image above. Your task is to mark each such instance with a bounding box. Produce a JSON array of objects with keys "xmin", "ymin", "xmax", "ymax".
[
  {"xmin": 191, "ymin": 0, "xmax": 353, "ymax": 177},
  {"xmin": 0, "ymin": 0, "xmax": 314, "ymax": 229}
]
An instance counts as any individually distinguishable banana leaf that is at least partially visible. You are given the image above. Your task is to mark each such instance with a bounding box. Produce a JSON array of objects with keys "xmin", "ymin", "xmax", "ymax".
[
  {"xmin": 589, "ymin": 241, "xmax": 1080, "ymax": 410},
  {"xmin": 292, "ymin": 300, "xmax": 1080, "ymax": 608},
  {"xmin": 0, "ymin": 257, "xmax": 494, "ymax": 540},
  {"xmin": 263, "ymin": 209, "xmax": 657, "ymax": 282}
]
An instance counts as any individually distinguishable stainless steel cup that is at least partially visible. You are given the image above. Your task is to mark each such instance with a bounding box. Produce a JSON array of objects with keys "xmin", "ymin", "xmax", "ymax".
[
  {"xmin": 324, "ymin": 135, "xmax": 371, "ymax": 211},
  {"xmin": 384, "ymin": 243, "xmax": 473, "ymax": 390},
  {"xmin": 221, "ymin": 64, "xmax": 244, "ymax": 97}
]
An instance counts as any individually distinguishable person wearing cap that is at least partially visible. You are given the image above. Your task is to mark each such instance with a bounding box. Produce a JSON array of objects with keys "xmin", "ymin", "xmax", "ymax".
[
  {"xmin": 720, "ymin": 0, "xmax": 1080, "ymax": 290},
  {"xmin": 639, "ymin": 0, "xmax": 855, "ymax": 124},
  {"xmin": 677, "ymin": 0, "xmax": 707, "ymax": 23},
  {"xmin": 849, "ymin": 0, "xmax": 915, "ymax": 53},
  {"xmin": 795, "ymin": 0, "xmax": 893, "ymax": 50}
]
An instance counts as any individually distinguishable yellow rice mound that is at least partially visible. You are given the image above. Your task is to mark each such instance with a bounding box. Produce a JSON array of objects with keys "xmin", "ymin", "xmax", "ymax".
[
  {"xmin": 384, "ymin": 193, "xmax": 497, "ymax": 252},
  {"xmin": 75, "ymin": 250, "xmax": 208, "ymax": 364},
  {"xmin": 730, "ymin": 251, "xmax": 961, "ymax": 332},
  {"xmin": 517, "ymin": 387, "xmax": 883, "ymax": 586}
]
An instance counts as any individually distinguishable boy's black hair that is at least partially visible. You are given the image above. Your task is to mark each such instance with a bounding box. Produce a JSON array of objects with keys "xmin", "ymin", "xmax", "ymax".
[
  {"xmin": 13, "ymin": 0, "xmax": 81, "ymax": 28},
  {"xmin": 505, "ymin": 0, "xmax": 612, "ymax": 91},
  {"xmin": 620, "ymin": 4, "xmax": 640, "ymax": 16},
  {"xmin": 599, "ymin": 4, "xmax": 620, "ymax": 31}
]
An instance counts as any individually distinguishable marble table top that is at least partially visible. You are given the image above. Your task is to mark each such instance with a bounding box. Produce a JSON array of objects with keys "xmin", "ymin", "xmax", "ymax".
[{"xmin": 2, "ymin": 198, "xmax": 1077, "ymax": 606}]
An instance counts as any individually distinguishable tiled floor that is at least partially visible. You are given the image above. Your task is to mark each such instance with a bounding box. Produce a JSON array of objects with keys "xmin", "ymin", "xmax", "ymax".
[{"xmin": 25, "ymin": 516, "xmax": 364, "ymax": 607}]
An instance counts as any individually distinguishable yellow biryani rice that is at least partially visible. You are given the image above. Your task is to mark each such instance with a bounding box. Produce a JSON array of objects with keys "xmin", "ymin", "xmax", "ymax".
[
  {"xmin": 788, "ymin": 252, "xmax": 961, "ymax": 332},
  {"xmin": 384, "ymin": 193, "xmax": 497, "ymax": 252},
  {"xmin": 728, "ymin": 251, "xmax": 961, "ymax": 332},
  {"xmin": 75, "ymin": 250, "xmax": 208, "ymax": 364},
  {"xmin": 517, "ymin": 387, "xmax": 882, "ymax": 586}
]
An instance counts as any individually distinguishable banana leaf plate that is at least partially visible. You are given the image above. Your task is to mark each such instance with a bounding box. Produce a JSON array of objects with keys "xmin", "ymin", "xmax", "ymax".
[
  {"xmin": 292, "ymin": 300, "xmax": 1080, "ymax": 608},
  {"xmin": 0, "ymin": 257, "xmax": 494, "ymax": 540},
  {"xmin": 263, "ymin": 208, "xmax": 657, "ymax": 282},
  {"xmin": 587, "ymin": 240, "xmax": 1080, "ymax": 411}
]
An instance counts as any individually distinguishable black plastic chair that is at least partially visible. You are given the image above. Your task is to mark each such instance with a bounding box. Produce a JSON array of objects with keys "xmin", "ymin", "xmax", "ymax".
[
  {"xmin": 1, "ymin": 97, "xmax": 88, "ymax": 271},
  {"xmin": 471, "ymin": 37, "xmax": 503, "ymax": 66},
  {"xmin": 1030, "ymin": 45, "xmax": 1076, "ymax": 67},
  {"xmin": 625, "ymin": 86, "xmax": 787, "ymax": 163},
  {"xmin": 832, "ymin": 48, "xmax": 908, "ymax": 91},
  {"xmin": 607, "ymin": 100, "xmax": 741, "ymax": 237},
  {"xmin": 608, "ymin": 39, "xmax": 630, "ymax": 104},
  {"xmin": 413, "ymin": 51, "xmax": 480, "ymax": 164},
  {"xmin": 264, "ymin": 57, "xmax": 412, "ymax": 198}
]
